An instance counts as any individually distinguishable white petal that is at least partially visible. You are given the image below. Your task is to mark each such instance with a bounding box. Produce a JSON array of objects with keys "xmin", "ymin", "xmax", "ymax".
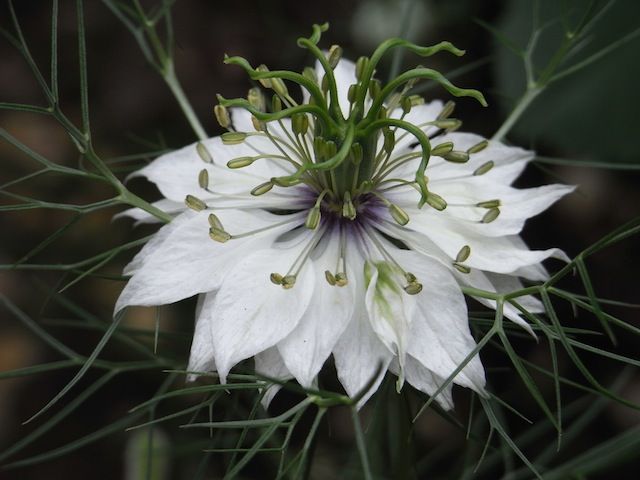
[
  {"xmin": 208, "ymin": 246, "xmax": 315, "ymax": 382},
  {"xmin": 255, "ymin": 347, "xmax": 293, "ymax": 409},
  {"xmin": 277, "ymin": 231, "xmax": 356, "ymax": 387},
  {"xmin": 392, "ymin": 249, "xmax": 486, "ymax": 393},
  {"xmin": 333, "ymin": 267, "xmax": 392, "ymax": 408},
  {"xmin": 187, "ymin": 293, "xmax": 217, "ymax": 379},
  {"xmin": 389, "ymin": 357, "xmax": 454, "ymax": 410},
  {"xmin": 115, "ymin": 210, "xmax": 302, "ymax": 313},
  {"xmin": 389, "ymin": 100, "xmax": 444, "ymax": 151}
]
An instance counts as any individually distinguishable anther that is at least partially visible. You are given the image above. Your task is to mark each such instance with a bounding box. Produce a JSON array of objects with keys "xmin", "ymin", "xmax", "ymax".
[
  {"xmin": 271, "ymin": 95, "xmax": 282, "ymax": 112},
  {"xmin": 342, "ymin": 191, "xmax": 357, "ymax": 220},
  {"xmin": 437, "ymin": 100, "xmax": 456, "ymax": 120},
  {"xmin": 408, "ymin": 94, "xmax": 425, "ymax": 106},
  {"xmin": 456, "ymin": 245, "xmax": 471, "ymax": 263},
  {"xmin": 431, "ymin": 142, "xmax": 454, "ymax": 156},
  {"xmin": 251, "ymin": 181, "xmax": 274, "ymax": 196},
  {"xmin": 282, "ymin": 275, "xmax": 297, "ymax": 289},
  {"xmin": 271, "ymin": 77, "xmax": 289, "ymax": 98},
  {"xmin": 247, "ymin": 87, "xmax": 266, "ymax": 111},
  {"xmin": 369, "ymin": 79, "xmax": 381, "ymax": 100},
  {"xmin": 404, "ymin": 282, "xmax": 423, "ymax": 295},
  {"xmin": 270, "ymin": 273, "xmax": 283, "ymax": 285},
  {"xmin": 256, "ymin": 64, "xmax": 272, "ymax": 88},
  {"xmin": 477, "ymin": 199, "xmax": 501, "ymax": 208},
  {"xmin": 302, "ymin": 66, "xmax": 317, "ymax": 84},
  {"xmin": 473, "ymin": 160, "xmax": 495, "ymax": 176},
  {"xmin": 425, "ymin": 192, "xmax": 447, "ymax": 211},
  {"xmin": 196, "ymin": 142, "xmax": 213, "ymax": 163},
  {"xmin": 355, "ymin": 56, "xmax": 369, "ymax": 81},
  {"xmin": 251, "ymin": 116, "xmax": 265, "ymax": 131},
  {"xmin": 482, "ymin": 208, "xmax": 500, "ymax": 223},
  {"xmin": 327, "ymin": 44, "xmax": 343, "ymax": 69},
  {"xmin": 335, "ymin": 272, "xmax": 348, "ymax": 287},
  {"xmin": 208, "ymin": 213, "xmax": 224, "ymax": 230},
  {"xmin": 389, "ymin": 203, "xmax": 410, "ymax": 226},
  {"xmin": 227, "ymin": 156, "xmax": 254, "ymax": 169},
  {"xmin": 467, "ymin": 140, "xmax": 489, "ymax": 154},
  {"xmin": 324, "ymin": 270, "xmax": 336, "ymax": 286},
  {"xmin": 292, "ymin": 113, "xmax": 309, "ymax": 136},
  {"xmin": 321, "ymin": 74, "xmax": 329, "ymax": 96},
  {"xmin": 383, "ymin": 128, "xmax": 395, "ymax": 154},
  {"xmin": 185, "ymin": 194, "xmax": 207, "ymax": 212},
  {"xmin": 209, "ymin": 227, "xmax": 231, "ymax": 243},
  {"xmin": 348, "ymin": 84, "xmax": 358, "ymax": 104},
  {"xmin": 443, "ymin": 150, "xmax": 470, "ymax": 163},
  {"xmin": 221, "ymin": 132, "xmax": 247, "ymax": 145},
  {"xmin": 401, "ymin": 96, "xmax": 412, "ymax": 115},
  {"xmin": 404, "ymin": 272, "xmax": 416, "ymax": 283},
  {"xmin": 214, "ymin": 104, "xmax": 231, "ymax": 128},
  {"xmin": 433, "ymin": 119, "xmax": 462, "ymax": 130},
  {"xmin": 305, "ymin": 206, "xmax": 321, "ymax": 230},
  {"xmin": 198, "ymin": 169, "xmax": 209, "ymax": 189},
  {"xmin": 453, "ymin": 262, "xmax": 471, "ymax": 274}
]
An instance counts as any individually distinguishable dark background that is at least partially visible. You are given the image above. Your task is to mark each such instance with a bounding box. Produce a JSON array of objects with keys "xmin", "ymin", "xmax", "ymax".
[{"xmin": 1, "ymin": 0, "xmax": 639, "ymax": 479}]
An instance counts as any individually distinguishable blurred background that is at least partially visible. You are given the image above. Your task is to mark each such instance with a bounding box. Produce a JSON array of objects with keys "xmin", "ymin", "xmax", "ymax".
[{"xmin": 1, "ymin": 0, "xmax": 639, "ymax": 479}]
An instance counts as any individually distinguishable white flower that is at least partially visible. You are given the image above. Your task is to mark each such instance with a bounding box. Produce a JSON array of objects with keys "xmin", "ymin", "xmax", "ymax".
[{"xmin": 116, "ymin": 30, "xmax": 573, "ymax": 409}]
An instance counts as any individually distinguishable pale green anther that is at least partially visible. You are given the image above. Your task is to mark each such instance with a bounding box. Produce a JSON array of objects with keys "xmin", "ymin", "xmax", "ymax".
[
  {"xmin": 209, "ymin": 227, "xmax": 231, "ymax": 243},
  {"xmin": 198, "ymin": 169, "xmax": 209, "ymax": 189},
  {"xmin": 282, "ymin": 275, "xmax": 296, "ymax": 289},
  {"xmin": 401, "ymin": 96, "xmax": 412, "ymax": 114},
  {"xmin": 348, "ymin": 84, "xmax": 357, "ymax": 104},
  {"xmin": 256, "ymin": 64, "xmax": 272, "ymax": 88},
  {"xmin": 404, "ymin": 272, "xmax": 416, "ymax": 283},
  {"xmin": 327, "ymin": 44, "xmax": 342, "ymax": 69},
  {"xmin": 270, "ymin": 272, "xmax": 283, "ymax": 285},
  {"xmin": 387, "ymin": 92, "xmax": 402, "ymax": 108},
  {"xmin": 325, "ymin": 140, "xmax": 337, "ymax": 157},
  {"xmin": 456, "ymin": 245, "xmax": 471, "ymax": 263},
  {"xmin": 185, "ymin": 194, "xmax": 207, "ymax": 211},
  {"xmin": 247, "ymin": 87, "xmax": 265, "ymax": 111},
  {"xmin": 251, "ymin": 115, "xmax": 265, "ymax": 132},
  {"xmin": 227, "ymin": 156, "xmax": 254, "ymax": 169},
  {"xmin": 214, "ymin": 104, "xmax": 231, "ymax": 128},
  {"xmin": 369, "ymin": 79, "xmax": 381, "ymax": 100},
  {"xmin": 426, "ymin": 192, "xmax": 447, "ymax": 211},
  {"xmin": 342, "ymin": 191, "xmax": 357, "ymax": 220},
  {"xmin": 335, "ymin": 272, "xmax": 348, "ymax": 287},
  {"xmin": 351, "ymin": 143, "xmax": 363, "ymax": 165},
  {"xmin": 208, "ymin": 213, "xmax": 223, "ymax": 230},
  {"xmin": 443, "ymin": 150, "xmax": 470, "ymax": 163},
  {"xmin": 302, "ymin": 66, "xmax": 317, "ymax": 84},
  {"xmin": 453, "ymin": 262, "xmax": 471, "ymax": 274},
  {"xmin": 389, "ymin": 203, "xmax": 410, "ymax": 226},
  {"xmin": 437, "ymin": 100, "xmax": 456, "ymax": 120},
  {"xmin": 305, "ymin": 206, "xmax": 321, "ymax": 229},
  {"xmin": 355, "ymin": 56, "xmax": 369, "ymax": 81},
  {"xmin": 433, "ymin": 119, "xmax": 462, "ymax": 130},
  {"xmin": 271, "ymin": 77, "xmax": 289, "ymax": 97},
  {"xmin": 482, "ymin": 207, "xmax": 500, "ymax": 223},
  {"xmin": 271, "ymin": 94, "xmax": 282, "ymax": 112},
  {"xmin": 467, "ymin": 139, "xmax": 489, "ymax": 154},
  {"xmin": 404, "ymin": 282, "xmax": 423, "ymax": 295},
  {"xmin": 473, "ymin": 160, "xmax": 495, "ymax": 176},
  {"xmin": 313, "ymin": 136, "xmax": 326, "ymax": 160},
  {"xmin": 383, "ymin": 128, "xmax": 395, "ymax": 154},
  {"xmin": 292, "ymin": 113, "xmax": 309, "ymax": 135},
  {"xmin": 377, "ymin": 106, "xmax": 388, "ymax": 120},
  {"xmin": 251, "ymin": 181, "xmax": 274, "ymax": 196},
  {"xmin": 196, "ymin": 142, "xmax": 213, "ymax": 163},
  {"xmin": 431, "ymin": 142, "xmax": 454, "ymax": 156},
  {"xmin": 221, "ymin": 132, "xmax": 247, "ymax": 145},
  {"xmin": 408, "ymin": 94, "xmax": 425, "ymax": 106},
  {"xmin": 321, "ymin": 74, "xmax": 329, "ymax": 95},
  {"xmin": 324, "ymin": 270, "xmax": 336, "ymax": 286},
  {"xmin": 477, "ymin": 199, "xmax": 501, "ymax": 208}
]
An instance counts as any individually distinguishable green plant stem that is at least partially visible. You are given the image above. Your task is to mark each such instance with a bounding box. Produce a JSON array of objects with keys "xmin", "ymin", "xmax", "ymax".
[{"xmin": 492, "ymin": 86, "xmax": 541, "ymax": 142}]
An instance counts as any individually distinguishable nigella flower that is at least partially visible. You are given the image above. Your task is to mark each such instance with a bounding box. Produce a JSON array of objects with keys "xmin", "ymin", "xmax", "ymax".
[{"xmin": 116, "ymin": 25, "xmax": 572, "ymax": 409}]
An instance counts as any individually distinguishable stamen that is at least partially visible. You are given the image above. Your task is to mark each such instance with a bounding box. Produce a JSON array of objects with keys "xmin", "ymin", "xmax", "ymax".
[
  {"xmin": 221, "ymin": 132, "xmax": 248, "ymax": 145},
  {"xmin": 442, "ymin": 150, "xmax": 470, "ymax": 163},
  {"xmin": 185, "ymin": 194, "xmax": 207, "ymax": 212},
  {"xmin": 455, "ymin": 245, "xmax": 471, "ymax": 263},
  {"xmin": 473, "ymin": 160, "xmax": 494, "ymax": 176},
  {"xmin": 282, "ymin": 275, "xmax": 296, "ymax": 289},
  {"xmin": 305, "ymin": 206, "xmax": 321, "ymax": 229},
  {"xmin": 227, "ymin": 157, "xmax": 254, "ymax": 169},
  {"xmin": 477, "ymin": 199, "xmax": 501, "ymax": 208},
  {"xmin": 270, "ymin": 272, "xmax": 283, "ymax": 285},
  {"xmin": 209, "ymin": 227, "xmax": 231, "ymax": 243},
  {"xmin": 481, "ymin": 207, "xmax": 501, "ymax": 223},
  {"xmin": 342, "ymin": 191, "xmax": 357, "ymax": 220},
  {"xmin": 198, "ymin": 169, "xmax": 209, "ymax": 189},
  {"xmin": 196, "ymin": 142, "xmax": 213, "ymax": 163},
  {"xmin": 467, "ymin": 139, "xmax": 489, "ymax": 154},
  {"xmin": 425, "ymin": 191, "xmax": 447, "ymax": 211},
  {"xmin": 388, "ymin": 203, "xmax": 410, "ymax": 226},
  {"xmin": 251, "ymin": 181, "xmax": 274, "ymax": 196},
  {"xmin": 324, "ymin": 270, "xmax": 336, "ymax": 285},
  {"xmin": 453, "ymin": 262, "xmax": 471, "ymax": 274},
  {"xmin": 247, "ymin": 87, "xmax": 266, "ymax": 111},
  {"xmin": 431, "ymin": 141, "xmax": 454, "ymax": 157},
  {"xmin": 437, "ymin": 100, "xmax": 456, "ymax": 120},
  {"xmin": 214, "ymin": 104, "xmax": 231, "ymax": 128},
  {"xmin": 327, "ymin": 44, "xmax": 343, "ymax": 69}
]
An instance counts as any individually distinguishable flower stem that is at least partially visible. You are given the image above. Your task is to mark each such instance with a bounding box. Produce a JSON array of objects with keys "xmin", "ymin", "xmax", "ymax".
[
  {"xmin": 164, "ymin": 67, "xmax": 208, "ymax": 141},
  {"xmin": 351, "ymin": 407, "xmax": 373, "ymax": 480},
  {"xmin": 492, "ymin": 86, "xmax": 541, "ymax": 143}
]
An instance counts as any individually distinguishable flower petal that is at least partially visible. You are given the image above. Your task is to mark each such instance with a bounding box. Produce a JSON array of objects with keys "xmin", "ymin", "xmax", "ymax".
[
  {"xmin": 115, "ymin": 210, "xmax": 302, "ymax": 313},
  {"xmin": 207, "ymin": 246, "xmax": 315, "ymax": 382},
  {"xmin": 389, "ymin": 357, "xmax": 454, "ymax": 410},
  {"xmin": 255, "ymin": 347, "xmax": 293, "ymax": 409},
  {"xmin": 277, "ymin": 230, "xmax": 356, "ymax": 387},
  {"xmin": 187, "ymin": 293, "xmax": 217, "ymax": 379}
]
